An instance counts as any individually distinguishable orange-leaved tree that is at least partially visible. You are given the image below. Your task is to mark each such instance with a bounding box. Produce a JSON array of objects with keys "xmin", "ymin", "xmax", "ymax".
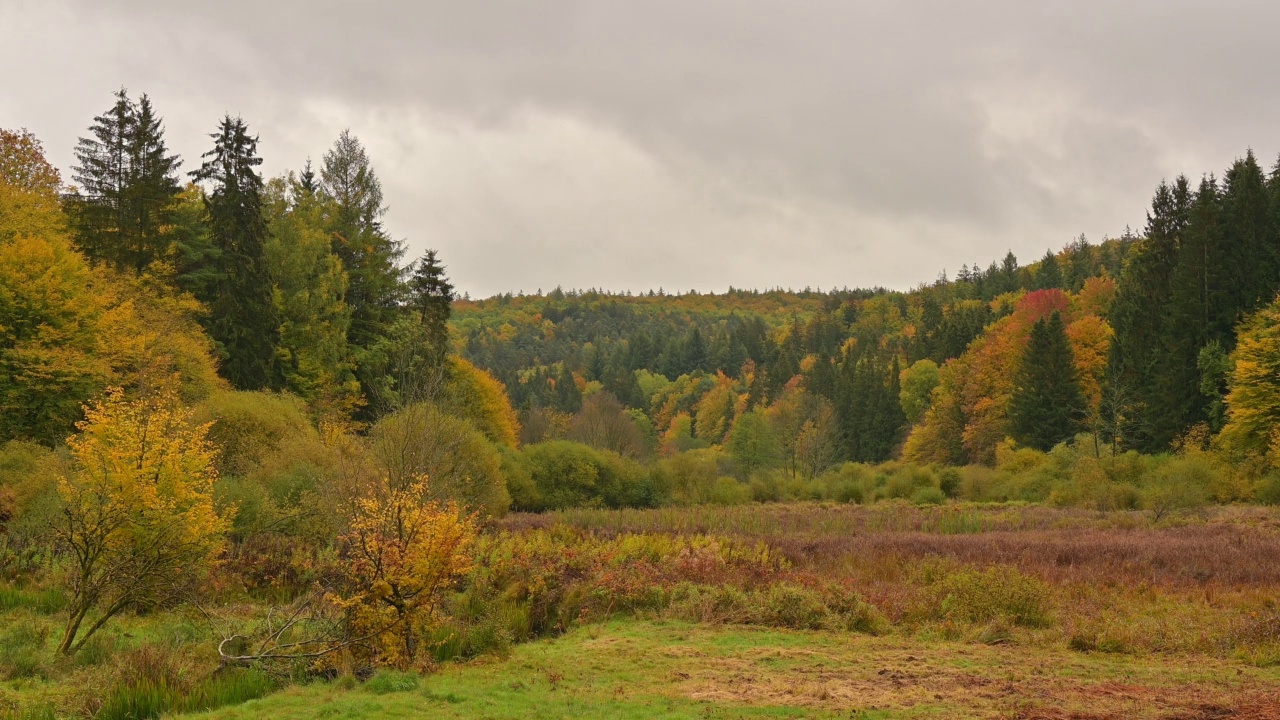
[
  {"xmin": 335, "ymin": 477, "xmax": 474, "ymax": 668},
  {"xmin": 56, "ymin": 383, "xmax": 229, "ymax": 654}
]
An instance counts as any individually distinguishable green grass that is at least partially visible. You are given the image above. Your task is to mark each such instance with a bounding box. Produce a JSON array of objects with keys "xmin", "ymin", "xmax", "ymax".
[{"xmin": 176, "ymin": 620, "xmax": 1280, "ymax": 720}]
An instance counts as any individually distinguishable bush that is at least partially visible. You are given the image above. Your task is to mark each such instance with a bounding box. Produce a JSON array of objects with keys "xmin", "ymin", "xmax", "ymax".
[
  {"xmin": 197, "ymin": 390, "xmax": 314, "ymax": 477},
  {"xmin": 369, "ymin": 403, "xmax": 510, "ymax": 517},
  {"xmin": 759, "ymin": 585, "xmax": 829, "ymax": 630},
  {"xmin": 937, "ymin": 565, "xmax": 1052, "ymax": 628},
  {"xmin": 520, "ymin": 441, "xmax": 649, "ymax": 510},
  {"xmin": 911, "ymin": 486, "xmax": 946, "ymax": 506}
]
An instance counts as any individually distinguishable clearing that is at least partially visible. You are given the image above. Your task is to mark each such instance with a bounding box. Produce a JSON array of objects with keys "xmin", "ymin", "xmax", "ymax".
[{"xmin": 180, "ymin": 620, "xmax": 1280, "ymax": 720}]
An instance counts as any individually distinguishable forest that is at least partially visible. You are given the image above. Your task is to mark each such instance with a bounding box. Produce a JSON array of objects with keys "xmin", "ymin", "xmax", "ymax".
[{"xmin": 2, "ymin": 90, "xmax": 1280, "ymax": 718}]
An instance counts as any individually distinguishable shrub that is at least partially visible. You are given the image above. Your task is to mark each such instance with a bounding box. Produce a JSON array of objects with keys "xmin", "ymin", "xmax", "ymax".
[
  {"xmin": 759, "ymin": 585, "xmax": 829, "ymax": 630},
  {"xmin": 520, "ymin": 441, "xmax": 649, "ymax": 510},
  {"xmin": 196, "ymin": 390, "xmax": 314, "ymax": 477},
  {"xmin": 369, "ymin": 403, "xmax": 510, "ymax": 517},
  {"xmin": 911, "ymin": 486, "xmax": 946, "ymax": 506},
  {"xmin": 937, "ymin": 566, "xmax": 1052, "ymax": 628}
]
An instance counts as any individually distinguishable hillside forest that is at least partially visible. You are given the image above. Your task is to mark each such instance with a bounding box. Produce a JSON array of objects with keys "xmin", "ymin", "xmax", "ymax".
[{"xmin": 2, "ymin": 90, "xmax": 1280, "ymax": 717}]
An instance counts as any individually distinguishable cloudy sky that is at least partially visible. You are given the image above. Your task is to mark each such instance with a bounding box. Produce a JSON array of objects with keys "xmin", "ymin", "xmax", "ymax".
[{"xmin": 2, "ymin": 1, "xmax": 1277, "ymax": 298}]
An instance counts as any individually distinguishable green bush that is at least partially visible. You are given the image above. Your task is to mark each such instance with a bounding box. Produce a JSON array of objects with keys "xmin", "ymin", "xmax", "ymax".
[
  {"xmin": 911, "ymin": 486, "xmax": 946, "ymax": 506},
  {"xmin": 938, "ymin": 565, "xmax": 1052, "ymax": 628},
  {"xmin": 370, "ymin": 403, "xmax": 511, "ymax": 517},
  {"xmin": 759, "ymin": 585, "xmax": 829, "ymax": 630},
  {"xmin": 196, "ymin": 390, "xmax": 314, "ymax": 477},
  {"xmin": 520, "ymin": 441, "xmax": 649, "ymax": 510}
]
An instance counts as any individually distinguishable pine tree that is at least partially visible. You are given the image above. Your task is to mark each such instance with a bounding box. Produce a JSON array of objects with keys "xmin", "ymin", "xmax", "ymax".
[
  {"xmin": 407, "ymin": 249, "xmax": 454, "ymax": 365},
  {"xmin": 1107, "ymin": 176, "xmax": 1191, "ymax": 451},
  {"xmin": 191, "ymin": 116, "xmax": 278, "ymax": 390},
  {"xmin": 1156, "ymin": 175, "xmax": 1221, "ymax": 444},
  {"xmin": 1034, "ymin": 250, "xmax": 1063, "ymax": 290},
  {"xmin": 70, "ymin": 89, "xmax": 181, "ymax": 273},
  {"xmin": 70, "ymin": 89, "xmax": 133, "ymax": 264},
  {"xmin": 123, "ymin": 94, "xmax": 182, "ymax": 272},
  {"xmin": 321, "ymin": 130, "xmax": 405, "ymax": 350},
  {"xmin": 1217, "ymin": 151, "xmax": 1275, "ymax": 340},
  {"xmin": 298, "ymin": 158, "xmax": 319, "ymax": 195},
  {"xmin": 1009, "ymin": 312, "xmax": 1086, "ymax": 451}
]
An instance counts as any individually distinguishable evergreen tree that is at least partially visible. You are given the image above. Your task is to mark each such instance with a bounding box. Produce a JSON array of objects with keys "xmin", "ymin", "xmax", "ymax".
[
  {"xmin": 191, "ymin": 116, "xmax": 278, "ymax": 390},
  {"xmin": 298, "ymin": 158, "xmax": 319, "ymax": 195},
  {"xmin": 1009, "ymin": 312, "xmax": 1086, "ymax": 451},
  {"xmin": 124, "ymin": 94, "xmax": 182, "ymax": 272},
  {"xmin": 70, "ymin": 89, "xmax": 133, "ymax": 265},
  {"xmin": 407, "ymin": 248, "xmax": 454, "ymax": 365},
  {"xmin": 1156, "ymin": 175, "xmax": 1221, "ymax": 444},
  {"xmin": 70, "ymin": 89, "xmax": 181, "ymax": 273},
  {"xmin": 1217, "ymin": 151, "xmax": 1275, "ymax": 340},
  {"xmin": 1107, "ymin": 176, "xmax": 1191, "ymax": 451},
  {"xmin": 1034, "ymin": 250, "xmax": 1063, "ymax": 290},
  {"xmin": 321, "ymin": 130, "xmax": 405, "ymax": 350}
]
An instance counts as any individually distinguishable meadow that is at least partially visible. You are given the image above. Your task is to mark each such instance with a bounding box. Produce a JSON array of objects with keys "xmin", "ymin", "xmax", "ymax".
[{"xmin": 3, "ymin": 501, "xmax": 1278, "ymax": 719}]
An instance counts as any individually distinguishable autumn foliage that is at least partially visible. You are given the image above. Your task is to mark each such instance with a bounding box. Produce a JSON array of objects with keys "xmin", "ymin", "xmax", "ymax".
[
  {"xmin": 56, "ymin": 383, "xmax": 229, "ymax": 654},
  {"xmin": 334, "ymin": 478, "xmax": 474, "ymax": 668}
]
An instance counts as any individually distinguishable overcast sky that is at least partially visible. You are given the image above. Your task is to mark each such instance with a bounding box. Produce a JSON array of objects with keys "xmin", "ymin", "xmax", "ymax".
[{"xmin": 3, "ymin": 1, "xmax": 1277, "ymax": 298}]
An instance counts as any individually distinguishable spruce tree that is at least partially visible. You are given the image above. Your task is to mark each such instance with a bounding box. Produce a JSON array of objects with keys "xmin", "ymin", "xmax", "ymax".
[
  {"xmin": 1157, "ymin": 175, "xmax": 1221, "ymax": 444},
  {"xmin": 408, "ymin": 248, "xmax": 454, "ymax": 365},
  {"xmin": 124, "ymin": 94, "xmax": 182, "ymax": 272},
  {"xmin": 298, "ymin": 158, "xmax": 319, "ymax": 195},
  {"xmin": 1009, "ymin": 312, "xmax": 1086, "ymax": 451},
  {"xmin": 1107, "ymin": 176, "xmax": 1191, "ymax": 451},
  {"xmin": 192, "ymin": 116, "xmax": 278, "ymax": 390},
  {"xmin": 1034, "ymin": 250, "xmax": 1063, "ymax": 290},
  {"xmin": 71, "ymin": 89, "xmax": 181, "ymax": 273},
  {"xmin": 321, "ymin": 130, "xmax": 405, "ymax": 350},
  {"xmin": 71, "ymin": 89, "xmax": 133, "ymax": 264},
  {"xmin": 1217, "ymin": 151, "xmax": 1275, "ymax": 340}
]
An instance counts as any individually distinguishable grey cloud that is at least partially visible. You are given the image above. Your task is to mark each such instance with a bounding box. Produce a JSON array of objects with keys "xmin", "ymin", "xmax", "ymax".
[{"xmin": 3, "ymin": 0, "xmax": 1279, "ymax": 296}]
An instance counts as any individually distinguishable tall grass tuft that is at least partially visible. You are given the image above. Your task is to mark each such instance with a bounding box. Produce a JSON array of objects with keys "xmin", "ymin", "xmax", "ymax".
[
  {"xmin": 96, "ymin": 645, "xmax": 276, "ymax": 720},
  {"xmin": 0, "ymin": 586, "xmax": 66, "ymax": 615}
]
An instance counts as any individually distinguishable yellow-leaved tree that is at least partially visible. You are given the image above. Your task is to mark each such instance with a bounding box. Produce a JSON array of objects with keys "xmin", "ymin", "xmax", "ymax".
[
  {"xmin": 56, "ymin": 383, "xmax": 229, "ymax": 654},
  {"xmin": 1221, "ymin": 296, "xmax": 1280, "ymax": 469},
  {"xmin": 335, "ymin": 477, "xmax": 473, "ymax": 668}
]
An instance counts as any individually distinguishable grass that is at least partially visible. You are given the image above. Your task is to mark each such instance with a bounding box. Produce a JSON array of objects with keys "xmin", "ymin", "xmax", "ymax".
[
  {"xmin": 6, "ymin": 503, "xmax": 1280, "ymax": 717},
  {"xmin": 177, "ymin": 619, "xmax": 1280, "ymax": 720}
]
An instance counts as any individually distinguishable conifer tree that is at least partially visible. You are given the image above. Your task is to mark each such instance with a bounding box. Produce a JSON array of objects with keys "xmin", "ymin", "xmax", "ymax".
[
  {"xmin": 1156, "ymin": 175, "xmax": 1221, "ymax": 443},
  {"xmin": 70, "ymin": 89, "xmax": 133, "ymax": 264},
  {"xmin": 1107, "ymin": 176, "xmax": 1191, "ymax": 451},
  {"xmin": 71, "ymin": 89, "xmax": 181, "ymax": 273},
  {"xmin": 1034, "ymin": 250, "xmax": 1063, "ymax": 290},
  {"xmin": 408, "ymin": 248, "xmax": 455, "ymax": 365},
  {"xmin": 192, "ymin": 116, "xmax": 278, "ymax": 390},
  {"xmin": 321, "ymin": 130, "xmax": 405, "ymax": 350},
  {"xmin": 1009, "ymin": 312, "xmax": 1085, "ymax": 451},
  {"xmin": 124, "ymin": 94, "xmax": 182, "ymax": 272},
  {"xmin": 1217, "ymin": 151, "xmax": 1275, "ymax": 338}
]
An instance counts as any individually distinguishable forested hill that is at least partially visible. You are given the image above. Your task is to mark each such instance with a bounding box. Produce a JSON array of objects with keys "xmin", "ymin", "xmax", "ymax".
[
  {"xmin": 453, "ymin": 234, "xmax": 1135, "ymax": 462},
  {"xmin": 456, "ymin": 148, "xmax": 1280, "ymax": 471}
]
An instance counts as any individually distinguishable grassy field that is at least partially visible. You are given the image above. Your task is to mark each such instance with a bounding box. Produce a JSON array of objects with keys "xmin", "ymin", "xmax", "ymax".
[
  {"xmin": 5, "ymin": 503, "xmax": 1280, "ymax": 718},
  {"xmin": 180, "ymin": 620, "xmax": 1280, "ymax": 720}
]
